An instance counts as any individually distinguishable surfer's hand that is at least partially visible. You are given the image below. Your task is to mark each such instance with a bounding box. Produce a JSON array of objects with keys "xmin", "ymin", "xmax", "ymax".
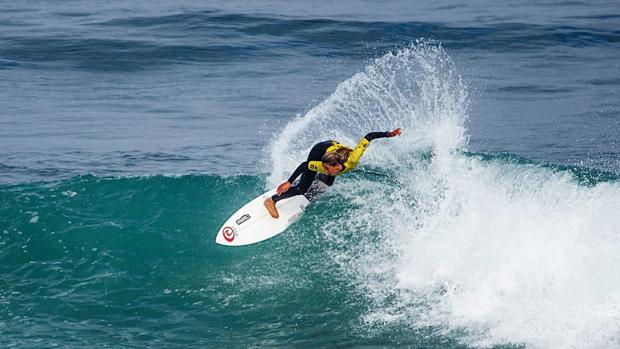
[
  {"xmin": 388, "ymin": 128, "xmax": 401, "ymax": 137},
  {"xmin": 276, "ymin": 181, "xmax": 291, "ymax": 195}
]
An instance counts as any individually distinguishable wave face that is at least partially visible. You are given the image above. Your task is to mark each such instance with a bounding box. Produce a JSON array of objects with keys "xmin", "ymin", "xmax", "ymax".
[
  {"xmin": 1, "ymin": 175, "xmax": 248, "ymax": 346},
  {"xmin": 269, "ymin": 43, "xmax": 620, "ymax": 348}
]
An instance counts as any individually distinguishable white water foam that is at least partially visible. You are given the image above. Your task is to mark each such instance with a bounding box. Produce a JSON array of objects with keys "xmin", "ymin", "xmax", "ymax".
[{"xmin": 269, "ymin": 42, "xmax": 620, "ymax": 348}]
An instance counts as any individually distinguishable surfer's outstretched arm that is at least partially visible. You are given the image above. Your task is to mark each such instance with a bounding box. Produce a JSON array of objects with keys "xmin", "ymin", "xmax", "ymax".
[
  {"xmin": 365, "ymin": 129, "xmax": 401, "ymax": 141},
  {"xmin": 364, "ymin": 131, "xmax": 389, "ymax": 141},
  {"xmin": 344, "ymin": 128, "xmax": 402, "ymax": 169}
]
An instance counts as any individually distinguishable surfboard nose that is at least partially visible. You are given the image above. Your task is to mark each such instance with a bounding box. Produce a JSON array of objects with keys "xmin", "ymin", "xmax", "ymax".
[{"xmin": 215, "ymin": 230, "xmax": 226, "ymax": 245}]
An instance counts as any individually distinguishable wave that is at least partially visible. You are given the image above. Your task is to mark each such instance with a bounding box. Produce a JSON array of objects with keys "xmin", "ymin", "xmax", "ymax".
[
  {"xmin": 2, "ymin": 10, "xmax": 618, "ymax": 72},
  {"xmin": 0, "ymin": 173, "xmax": 326, "ymax": 347},
  {"xmin": 2, "ymin": 39, "xmax": 619, "ymax": 347},
  {"xmin": 1, "ymin": 153, "xmax": 618, "ymax": 348},
  {"xmin": 270, "ymin": 42, "xmax": 620, "ymax": 348},
  {"xmin": 89, "ymin": 13, "xmax": 620, "ymax": 50}
]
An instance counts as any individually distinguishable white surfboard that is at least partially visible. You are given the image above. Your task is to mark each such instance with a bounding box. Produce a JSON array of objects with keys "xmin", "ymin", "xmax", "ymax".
[{"xmin": 215, "ymin": 188, "xmax": 310, "ymax": 247}]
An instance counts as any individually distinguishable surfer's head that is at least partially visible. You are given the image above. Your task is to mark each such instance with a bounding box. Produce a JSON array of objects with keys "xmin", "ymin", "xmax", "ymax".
[{"xmin": 321, "ymin": 152, "xmax": 345, "ymax": 175}]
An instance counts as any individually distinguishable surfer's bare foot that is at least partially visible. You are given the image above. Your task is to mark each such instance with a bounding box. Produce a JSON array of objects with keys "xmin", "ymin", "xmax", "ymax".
[{"xmin": 264, "ymin": 198, "xmax": 279, "ymax": 219}]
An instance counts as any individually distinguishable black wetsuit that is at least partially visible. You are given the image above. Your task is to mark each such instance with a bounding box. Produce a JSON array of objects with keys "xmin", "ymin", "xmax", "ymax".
[{"xmin": 272, "ymin": 132, "xmax": 391, "ymax": 203}]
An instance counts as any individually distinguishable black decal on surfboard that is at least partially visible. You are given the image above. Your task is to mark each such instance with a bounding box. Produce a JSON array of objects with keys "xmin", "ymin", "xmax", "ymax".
[{"xmin": 236, "ymin": 214, "xmax": 251, "ymax": 225}]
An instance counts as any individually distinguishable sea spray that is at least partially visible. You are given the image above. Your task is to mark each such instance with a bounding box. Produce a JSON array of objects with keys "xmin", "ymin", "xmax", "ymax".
[
  {"xmin": 270, "ymin": 41, "xmax": 620, "ymax": 348},
  {"xmin": 267, "ymin": 40, "xmax": 468, "ymax": 187}
]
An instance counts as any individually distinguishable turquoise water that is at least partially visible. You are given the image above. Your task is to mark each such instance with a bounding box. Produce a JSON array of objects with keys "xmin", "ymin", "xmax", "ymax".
[
  {"xmin": 0, "ymin": 173, "xmax": 442, "ymax": 347},
  {"xmin": 2, "ymin": 158, "xmax": 619, "ymax": 348}
]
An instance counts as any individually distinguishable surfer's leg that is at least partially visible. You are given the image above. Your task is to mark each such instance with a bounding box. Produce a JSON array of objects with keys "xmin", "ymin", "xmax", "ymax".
[
  {"xmin": 265, "ymin": 172, "xmax": 315, "ymax": 218},
  {"xmin": 304, "ymin": 174, "xmax": 334, "ymax": 201},
  {"xmin": 264, "ymin": 141, "xmax": 333, "ymax": 219},
  {"xmin": 273, "ymin": 171, "xmax": 315, "ymax": 202},
  {"xmin": 263, "ymin": 197, "xmax": 280, "ymax": 218},
  {"xmin": 265, "ymin": 185, "xmax": 306, "ymax": 218},
  {"xmin": 321, "ymin": 174, "xmax": 335, "ymax": 186}
]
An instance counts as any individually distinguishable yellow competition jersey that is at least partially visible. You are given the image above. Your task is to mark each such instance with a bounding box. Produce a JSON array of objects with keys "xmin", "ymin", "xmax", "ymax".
[{"xmin": 307, "ymin": 137, "xmax": 371, "ymax": 175}]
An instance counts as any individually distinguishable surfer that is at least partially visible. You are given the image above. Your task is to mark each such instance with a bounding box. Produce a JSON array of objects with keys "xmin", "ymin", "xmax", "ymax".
[{"xmin": 264, "ymin": 128, "xmax": 402, "ymax": 218}]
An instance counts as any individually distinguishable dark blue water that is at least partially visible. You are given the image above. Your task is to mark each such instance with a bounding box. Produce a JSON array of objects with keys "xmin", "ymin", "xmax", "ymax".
[
  {"xmin": 1, "ymin": 1, "xmax": 619, "ymax": 348},
  {"xmin": 1, "ymin": 0, "xmax": 618, "ymax": 183}
]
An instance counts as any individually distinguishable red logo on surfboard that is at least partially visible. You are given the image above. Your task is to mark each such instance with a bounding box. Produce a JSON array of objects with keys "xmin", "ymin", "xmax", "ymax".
[{"xmin": 222, "ymin": 226, "xmax": 235, "ymax": 242}]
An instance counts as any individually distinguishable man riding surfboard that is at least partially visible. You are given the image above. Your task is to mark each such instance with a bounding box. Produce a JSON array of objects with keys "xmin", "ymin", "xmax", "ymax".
[{"xmin": 264, "ymin": 128, "xmax": 402, "ymax": 218}]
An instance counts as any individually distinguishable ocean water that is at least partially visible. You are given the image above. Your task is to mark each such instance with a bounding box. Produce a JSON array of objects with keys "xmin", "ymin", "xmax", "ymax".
[{"xmin": 1, "ymin": 1, "xmax": 619, "ymax": 348}]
